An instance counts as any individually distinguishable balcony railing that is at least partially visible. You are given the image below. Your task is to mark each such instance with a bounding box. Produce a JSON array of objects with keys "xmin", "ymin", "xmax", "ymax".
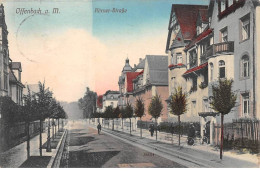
[{"xmin": 201, "ymin": 41, "xmax": 234, "ymax": 59}]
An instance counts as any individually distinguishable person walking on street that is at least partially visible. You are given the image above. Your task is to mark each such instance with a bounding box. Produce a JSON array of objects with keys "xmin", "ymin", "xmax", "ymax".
[
  {"xmin": 97, "ymin": 123, "xmax": 101, "ymax": 135},
  {"xmin": 149, "ymin": 124, "xmax": 154, "ymax": 137}
]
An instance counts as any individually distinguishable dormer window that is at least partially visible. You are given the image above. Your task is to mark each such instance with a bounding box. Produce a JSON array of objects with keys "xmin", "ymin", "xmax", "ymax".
[{"xmin": 197, "ymin": 25, "xmax": 202, "ymax": 35}]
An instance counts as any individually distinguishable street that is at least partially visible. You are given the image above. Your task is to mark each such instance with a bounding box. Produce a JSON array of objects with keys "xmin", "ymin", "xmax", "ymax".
[{"xmin": 60, "ymin": 120, "xmax": 185, "ymax": 168}]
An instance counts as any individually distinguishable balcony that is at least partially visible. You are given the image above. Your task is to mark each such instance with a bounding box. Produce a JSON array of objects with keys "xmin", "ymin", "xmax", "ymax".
[{"xmin": 201, "ymin": 41, "xmax": 234, "ymax": 59}]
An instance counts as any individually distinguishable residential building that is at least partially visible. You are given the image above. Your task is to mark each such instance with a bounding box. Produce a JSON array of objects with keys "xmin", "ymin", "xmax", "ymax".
[
  {"xmin": 118, "ymin": 58, "xmax": 133, "ymax": 108},
  {"xmin": 0, "ymin": 4, "xmax": 24, "ymax": 105},
  {"xmin": 166, "ymin": 4, "xmax": 208, "ymax": 123},
  {"xmin": 0, "ymin": 4, "xmax": 10, "ymax": 97},
  {"xmin": 132, "ymin": 55, "xmax": 169, "ymax": 123},
  {"xmin": 9, "ymin": 62, "xmax": 24, "ymax": 105},
  {"xmin": 165, "ymin": 0, "xmax": 260, "ymax": 145},
  {"xmin": 102, "ymin": 90, "xmax": 120, "ymax": 112}
]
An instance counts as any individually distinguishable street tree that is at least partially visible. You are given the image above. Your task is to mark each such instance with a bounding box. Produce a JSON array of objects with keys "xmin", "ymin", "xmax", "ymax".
[
  {"xmin": 22, "ymin": 86, "xmax": 38, "ymax": 158},
  {"xmin": 168, "ymin": 86, "xmax": 188, "ymax": 146},
  {"xmin": 148, "ymin": 94, "xmax": 163, "ymax": 141},
  {"xmin": 104, "ymin": 106, "xmax": 113, "ymax": 129},
  {"xmin": 78, "ymin": 87, "xmax": 97, "ymax": 121},
  {"xmin": 35, "ymin": 81, "xmax": 53, "ymax": 156},
  {"xmin": 134, "ymin": 97, "xmax": 145, "ymax": 137},
  {"xmin": 124, "ymin": 102, "xmax": 134, "ymax": 135},
  {"xmin": 210, "ymin": 78, "xmax": 237, "ymax": 160},
  {"xmin": 113, "ymin": 106, "xmax": 120, "ymax": 131}
]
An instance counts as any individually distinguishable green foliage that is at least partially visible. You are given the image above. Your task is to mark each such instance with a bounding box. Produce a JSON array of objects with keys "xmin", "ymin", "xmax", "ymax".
[
  {"xmin": 22, "ymin": 86, "xmax": 38, "ymax": 122},
  {"xmin": 35, "ymin": 81, "xmax": 53, "ymax": 120},
  {"xmin": 168, "ymin": 86, "xmax": 188, "ymax": 116},
  {"xmin": 124, "ymin": 102, "xmax": 133, "ymax": 118},
  {"xmin": 104, "ymin": 106, "xmax": 113, "ymax": 119},
  {"xmin": 113, "ymin": 106, "xmax": 121, "ymax": 119},
  {"xmin": 210, "ymin": 78, "xmax": 237, "ymax": 115},
  {"xmin": 78, "ymin": 87, "xmax": 97, "ymax": 119},
  {"xmin": 0, "ymin": 96, "xmax": 20, "ymax": 123},
  {"xmin": 134, "ymin": 97, "xmax": 145, "ymax": 119},
  {"xmin": 148, "ymin": 94, "xmax": 163, "ymax": 119}
]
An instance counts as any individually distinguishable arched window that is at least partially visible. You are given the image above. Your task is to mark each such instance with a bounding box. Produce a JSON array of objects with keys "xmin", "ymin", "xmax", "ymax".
[
  {"xmin": 210, "ymin": 63, "xmax": 214, "ymax": 81},
  {"xmin": 219, "ymin": 60, "xmax": 225, "ymax": 78},
  {"xmin": 241, "ymin": 55, "xmax": 249, "ymax": 78}
]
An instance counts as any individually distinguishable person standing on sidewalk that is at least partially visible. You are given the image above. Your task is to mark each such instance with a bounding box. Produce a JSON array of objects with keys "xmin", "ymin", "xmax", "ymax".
[
  {"xmin": 97, "ymin": 123, "xmax": 101, "ymax": 135},
  {"xmin": 149, "ymin": 124, "xmax": 154, "ymax": 137}
]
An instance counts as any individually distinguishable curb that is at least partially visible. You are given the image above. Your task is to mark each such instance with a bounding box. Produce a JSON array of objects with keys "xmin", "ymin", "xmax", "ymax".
[{"xmin": 47, "ymin": 129, "xmax": 68, "ymax": 168}]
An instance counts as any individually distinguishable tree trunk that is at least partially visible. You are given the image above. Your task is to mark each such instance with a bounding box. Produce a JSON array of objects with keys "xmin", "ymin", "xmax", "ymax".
[
  {"xmin": 58, "ymin": 119, "xmax": 59, "ymax": 131},
  {"xmin": 46, "ymin": 118, "xmax": 51, "ymax": 152},
  {"xmin": 52, "ymin": 118, "xmax": 54, "ymax": 141},
  {"xmin": 178, "ymin": 115, "xmax": 180, "ymax": 146},
  {"xmin": 55, "ymin": 119, "xmax": 57, "ymax": 138},
  {"xmin": 122, "ymin": 118, "xmax": 123, "ymax": 131},
  {"xmin": 140, "ymin": 118, "xmax": 142, "ymax": 138},
  {"xmin": 26, "ymin": 122, "xmax": 30, "ymax": 159},
  {"xmin": 155, "ymin": 118, "xmax": 158, "ymax": 141},
  {"xmin": 130, "ymin": 118, "xmax": 131, "ymax": 135},
  {"xmin": 112, "ymin": 119, "xmax": 114, "ymax": 131},
  {"xmin": 39, "ymin": 120, "xmax": 43, "ymax": 156},
  {"xmin": 220, "ymin": 114, "xmax": 224, "ymax": 160}
]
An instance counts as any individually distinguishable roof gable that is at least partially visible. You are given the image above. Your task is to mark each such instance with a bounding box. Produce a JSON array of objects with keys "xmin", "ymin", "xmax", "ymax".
[{"xmin": 146, "ymin": 55, "xmax": 168, "ymax": 86}]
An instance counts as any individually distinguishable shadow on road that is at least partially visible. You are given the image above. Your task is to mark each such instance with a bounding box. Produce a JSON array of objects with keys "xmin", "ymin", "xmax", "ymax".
[
  {"xmin": 69, "ymin": 150, "xmax": 120, "ymax": 168},
  {"xmin": 19, "ymin": 156, "xmax": 51, "ymax": 168}
]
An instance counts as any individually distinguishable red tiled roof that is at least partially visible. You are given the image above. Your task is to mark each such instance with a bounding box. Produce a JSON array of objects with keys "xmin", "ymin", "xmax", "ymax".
[
  {"xmin": 174, "ymin": 5, "xmax": 208, "ymax": 40},
  {"xmin": 126, "ymin": 72, "xmax": 140, "ymax": 92},
  {"xmin": 185, "ymin": 28, "xmax": 213, "ymax": 50},
  {"xmin": 138, "ymin": 70, "xmax": 144, "ymax": 76},
  {"xmin": 183, "ymin": 62, "xmax": 208, "ymax": 75},
  {"xmin": 97, "ymin": 95, "xmax": 103, "ymax": 108},
  {"xmin": 199, "ymin": 9, "xmax": 208, "ymax": 23}
]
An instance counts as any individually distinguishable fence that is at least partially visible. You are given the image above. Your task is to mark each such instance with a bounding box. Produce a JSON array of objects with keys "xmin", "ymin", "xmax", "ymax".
[
  {"xmin": 213, "ymin": 119, "xmax": 260, "ymax": 153},
  {"xmin": 0, "ymin": 120, "xmax": 46, "ymax": 152}
]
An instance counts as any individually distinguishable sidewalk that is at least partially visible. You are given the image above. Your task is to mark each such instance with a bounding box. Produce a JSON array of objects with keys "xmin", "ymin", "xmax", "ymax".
[
  {"xmin": 0, "ymin": 127, "xmax": 56, "ymax": 168},
  {"xmin": 95, "ymin": 121, "xmax": 259, "ymax": 167}
]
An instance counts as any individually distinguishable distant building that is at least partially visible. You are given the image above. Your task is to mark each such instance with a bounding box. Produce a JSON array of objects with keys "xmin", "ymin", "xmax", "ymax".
[
  {"xmin": 102, "ymin": 90, "xmax": 120, "ymax": 112},
  {"xmin": 132, "ymin": 55, "xmax": 169, "ymax": 123}
]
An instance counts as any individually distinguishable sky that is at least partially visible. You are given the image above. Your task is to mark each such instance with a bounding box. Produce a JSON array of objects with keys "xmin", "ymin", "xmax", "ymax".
[{"xmin": 3, "ymin": 0, "xmax": 208, "ymax": 102}]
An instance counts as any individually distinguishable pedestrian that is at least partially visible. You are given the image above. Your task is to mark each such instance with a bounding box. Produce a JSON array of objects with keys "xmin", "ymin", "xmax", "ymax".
[
  {"xmin": 149, "ymin": 124, "xmax": 154, "ymax": 137},
  {"xmin": 97, "ymin": 123, "xmax": 101, "ymax": 135}
]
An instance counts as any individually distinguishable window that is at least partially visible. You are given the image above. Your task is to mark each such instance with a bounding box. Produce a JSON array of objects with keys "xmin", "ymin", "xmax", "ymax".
[
  {"xmin": 219, "ymin": 60, "xmax": 225, "ymax": 78},
  {"xmin": 242, "ymin": 93, "xmax": 249, "ymax": 117},
  {"xmin": 4, "ymin": 73, "xmax": 8, "ymax": 90},
  {"xmin": 189, "ymin": 49, "xmax": 197, "ymax": 68},
  {"xmin": 197, "ymin": 25, "xmax": 202, "ymax": 35},
  {"xmin": 220, "ymin": 27, "xmax": 228, "ymax": 42},
  {"xmin": 241, "ymin": 55, "xmax": 249, "ymax": 78},
  {"xmin": 210, "ymin": 63, "xmax": 214, "ymax": 81},
  {"xmin": 191, "ymin": 101, "xmax": 197, "ymax": 115},
  {"xmin": 220, "ymin": 1, "xmax": 226, "ymax": 12},
  {"xmin": 203, "ymin": 99, "xmax": 209, "ymax": 112},
  {"xmin": 240, "ymin": 14, "xmax": 250, "ymax": 41},
  {"xmin": 3, "ymin": 50, "xmax": 8, "ymax": 72},
  {"xmin": 111, "ymin": 102, "xmax": 114, "ymax": 106},
  {"xmin": 171, "ymin": 54, "xmax": 174, "ymax": 64},
  {"xmin": 176, "ymin": 53, "xmax": 182, "ymax": 64},
  {"xmin": 228, "ymin": 0, "xmax": 233, "ymax": 6}
]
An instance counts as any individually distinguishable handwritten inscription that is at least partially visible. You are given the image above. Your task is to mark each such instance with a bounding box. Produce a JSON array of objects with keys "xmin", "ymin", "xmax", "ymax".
[
  {"xmin": 95, "ymin": 8, "xmax": 127, "ymax": 13},
  {"xmin": 16, "ymin": 8, "xmax": 60, "ymax": 15}
]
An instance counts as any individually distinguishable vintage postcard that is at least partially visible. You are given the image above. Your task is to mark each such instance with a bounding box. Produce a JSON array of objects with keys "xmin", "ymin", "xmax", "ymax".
[{"xmin": 0, "ymin": 0, "xmax": 259, "ymax": 168}]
